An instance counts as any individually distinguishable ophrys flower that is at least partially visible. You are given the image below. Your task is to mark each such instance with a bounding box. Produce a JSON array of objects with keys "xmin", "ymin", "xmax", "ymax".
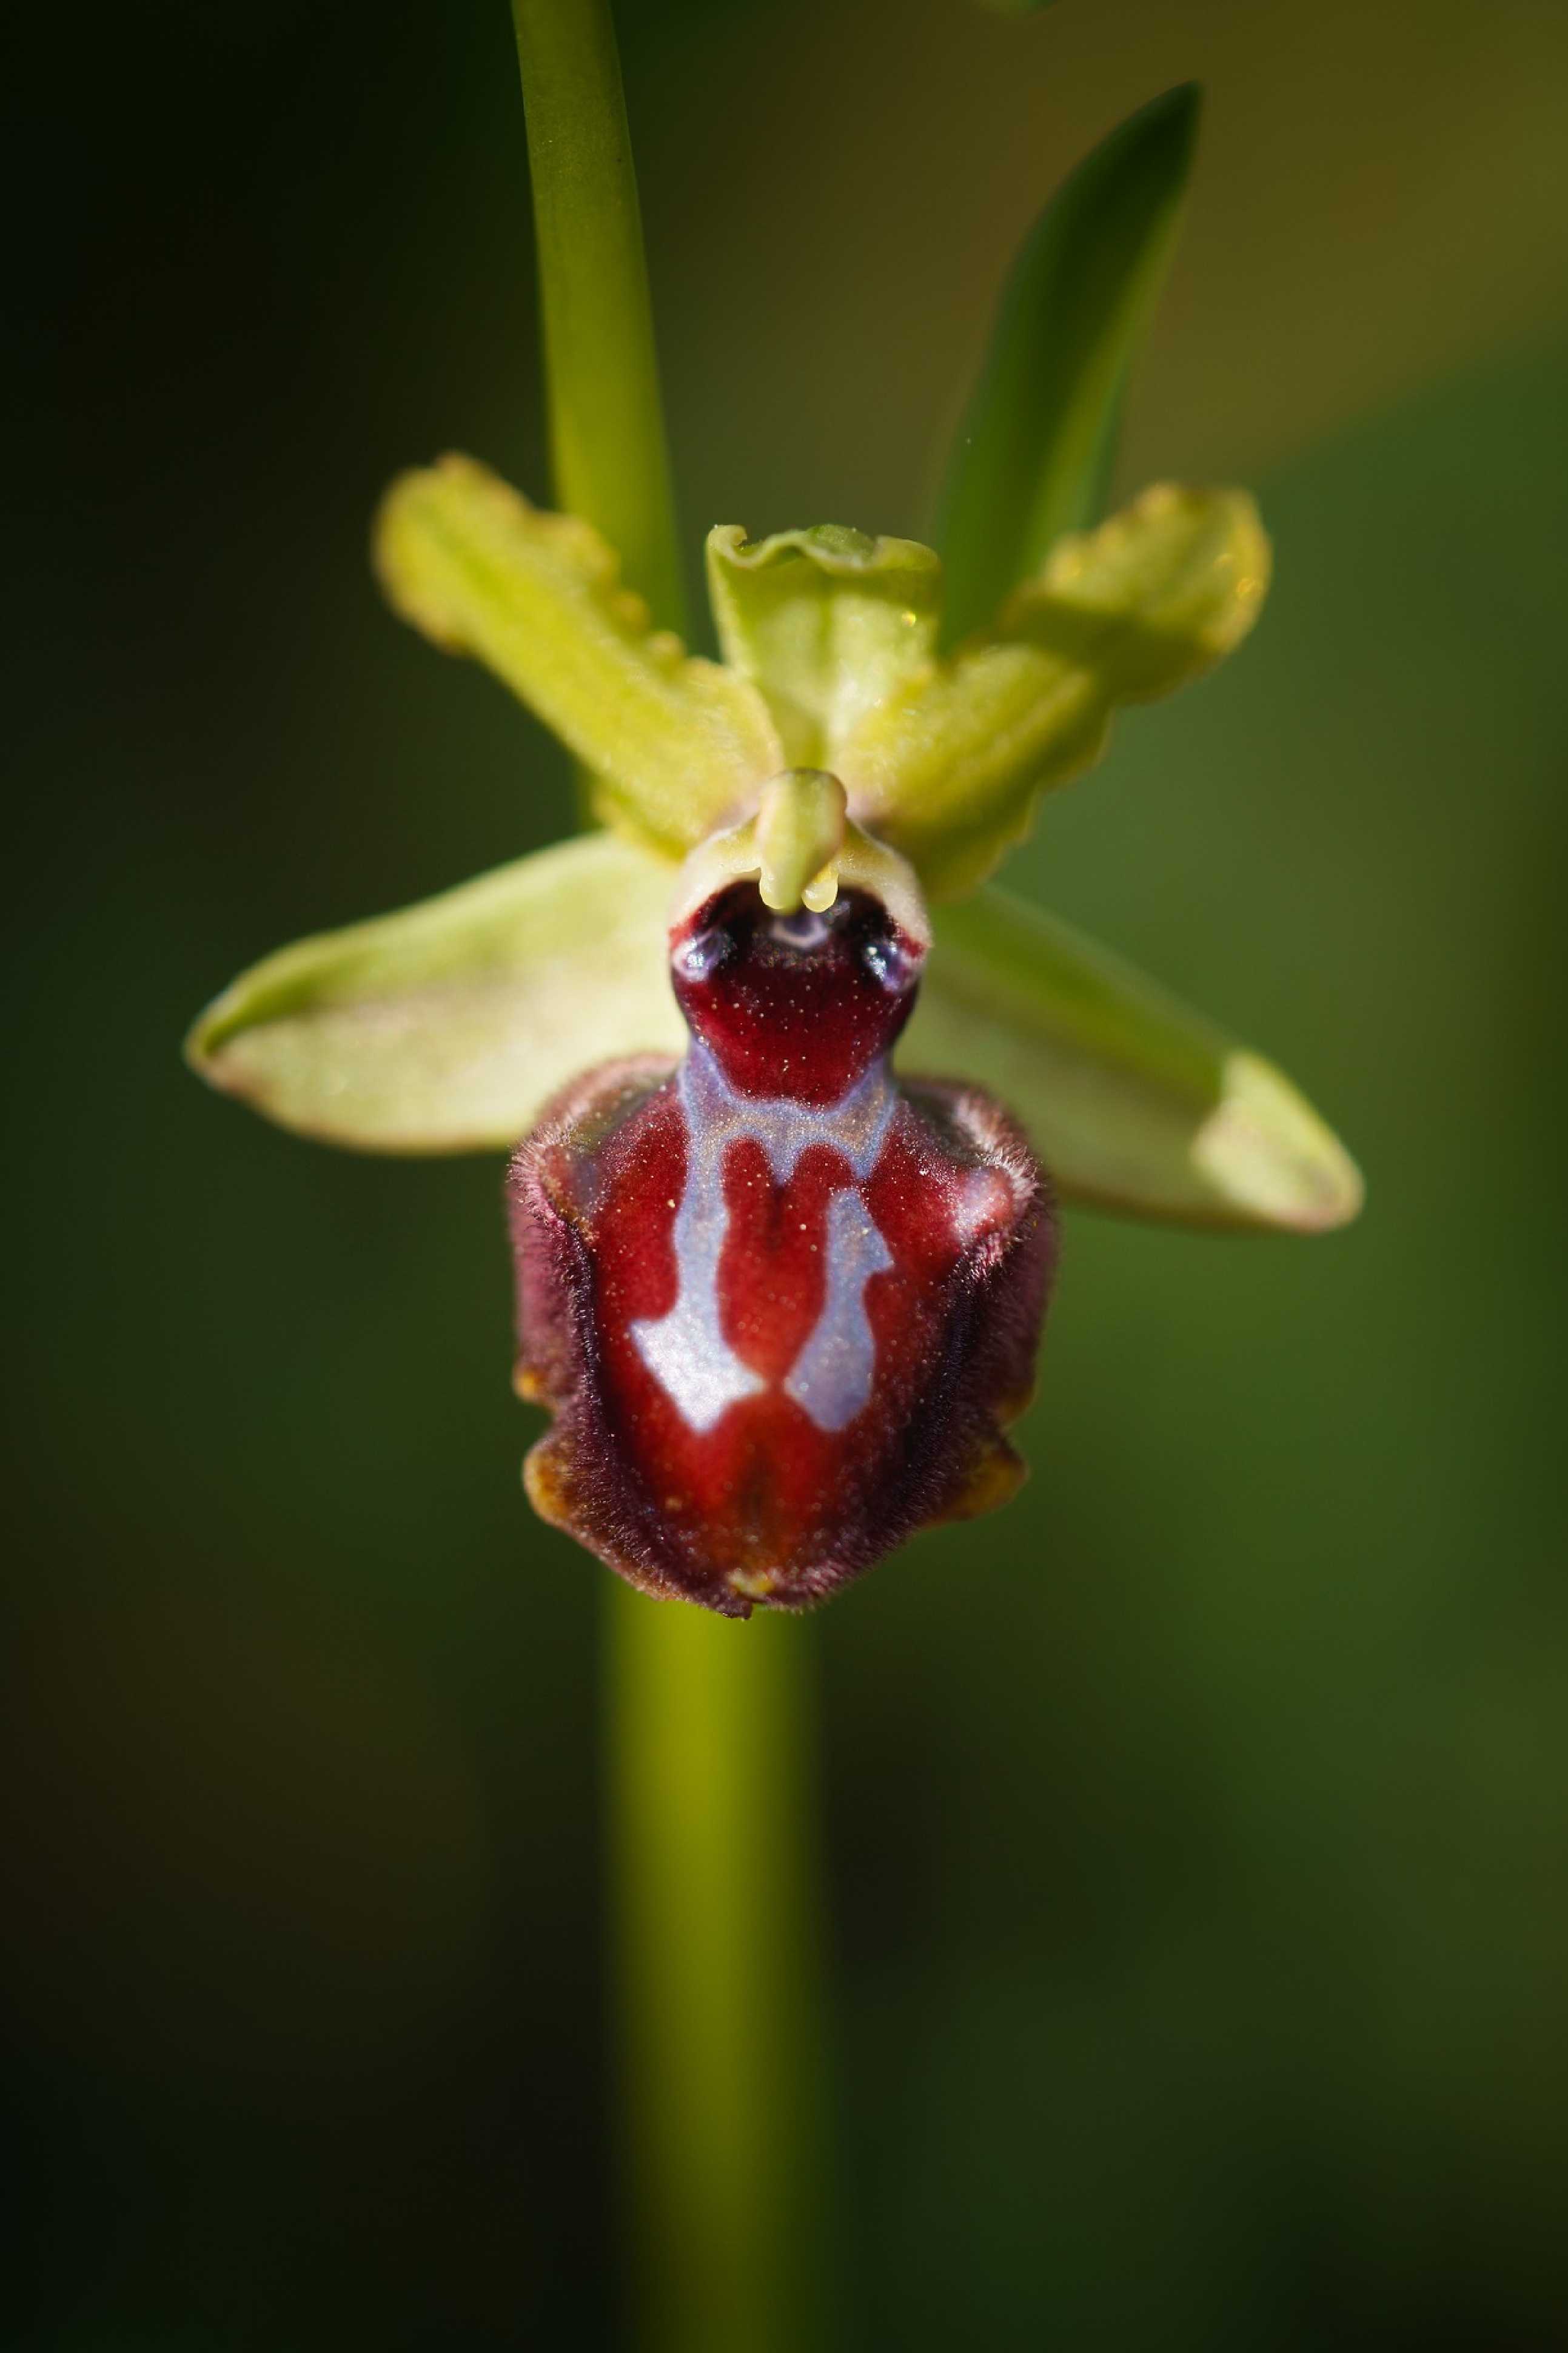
[{"xmin": 187, "ymin": 458, "xmax": 1358, "ymax": 1613}]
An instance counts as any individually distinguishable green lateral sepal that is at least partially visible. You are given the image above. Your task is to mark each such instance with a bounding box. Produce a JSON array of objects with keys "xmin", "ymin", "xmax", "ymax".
[
  {"xmin": 905, "ymin": 885, "xmax": 1361, "ymax": 1232},
  {"xmin": 186, "ymin": 832, "xmax": 683, "ymax": 1153}
]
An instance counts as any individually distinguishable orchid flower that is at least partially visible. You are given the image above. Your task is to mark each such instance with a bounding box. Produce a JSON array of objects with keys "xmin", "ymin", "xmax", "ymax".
[
  {"xmin": 184, "ymin": 81, "xmax": 1359, "ymax": 1617},
  {"xmin": 186, "ymin": 455, "xmax": 1358, "ymax": 1613}
]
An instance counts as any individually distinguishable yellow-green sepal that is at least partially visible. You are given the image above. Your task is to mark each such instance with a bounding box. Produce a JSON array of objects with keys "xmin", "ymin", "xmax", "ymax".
[
  {"xmin": 842, "ymin": 483, "xmax": 1269, "ymax": 898},
  {"xmin": 705, "ymin": 523, "xmax": 942, "ymax": 769},
  {"xmin": 904, "ymin": 885, "xmax": 1361, "ymax": 1232},
  {"xmin": 185, "ymin": 832, "xmax": 683, "ymax": 1153},
  {"xmin": 375, "ymin": 457, "xmax": 781, "ymax": 857}
]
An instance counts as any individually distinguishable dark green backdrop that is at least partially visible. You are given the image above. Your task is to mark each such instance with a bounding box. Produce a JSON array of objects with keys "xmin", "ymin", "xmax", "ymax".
[{"xmin": 7, "ymin": 1, "xmax": 1567, "ymax": 2345}]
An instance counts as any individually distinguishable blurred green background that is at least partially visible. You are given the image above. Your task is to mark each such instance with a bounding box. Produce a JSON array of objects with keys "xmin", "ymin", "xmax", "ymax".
[{"xmin": 7, "ymin": 0, "xmax": 1568, "ymax": 2344}]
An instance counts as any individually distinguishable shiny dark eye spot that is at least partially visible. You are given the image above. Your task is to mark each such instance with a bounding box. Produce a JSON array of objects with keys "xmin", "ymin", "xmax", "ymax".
[
  {"xmin": 861, "ymin": 935, "xmax": 912, "ymax": 993},
  {"xmin": 674, "ymin": 926, "xmax": 732, "ymax": 983}
]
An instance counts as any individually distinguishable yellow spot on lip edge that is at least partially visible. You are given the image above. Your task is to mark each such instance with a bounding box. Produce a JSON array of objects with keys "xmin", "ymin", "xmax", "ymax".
[{"xmin": 728, "ymin": 1568, "xmax": 779, "ymax": 1602}]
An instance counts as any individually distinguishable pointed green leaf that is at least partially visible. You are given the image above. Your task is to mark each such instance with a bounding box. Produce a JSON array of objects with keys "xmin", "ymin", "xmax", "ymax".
[
  {"xmin": 375, "ymin": 457, "xmax": 780, "ymax": 856},
  {"xmin": 903, "ymin": 887, "xmax": 1361, "ymax": 1232},
  {"xmin": 843, "ymin": 483, "xmax": 1269, "ymax": 898},
  {"xmin": 935, "ymin": 84, "xmax": 1201, "ymax": 648},
  {"xmin": 705, "ymin": 524, "xmax": 942, "ymax": 769},
  {"xmin": 186, "ymin": 832, "xmax": 684, "ymax": 1154}
]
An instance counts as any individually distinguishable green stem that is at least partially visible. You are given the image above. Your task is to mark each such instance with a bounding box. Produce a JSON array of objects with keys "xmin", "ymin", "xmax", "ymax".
[
  {"xmin": 609, "ymin": 1597, "xmax": 832, "ymax": 2353},
  {"xmin": 510, "ymin": 0, "xmax": 688, "ymax": 636},
  {"xmin": 508, "ymin": 8, "xmax": 830, "ymax": 2346}
]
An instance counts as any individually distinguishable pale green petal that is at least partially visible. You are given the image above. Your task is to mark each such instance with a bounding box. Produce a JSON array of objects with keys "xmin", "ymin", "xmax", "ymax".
[
  {"xmin": 185, "ymin": 833, "xmax": 684, "ymax": 1154},
  {"xmin": 375, "ymin": 457, "xmax": 781, "ymax": 856},
  {"xmin": 705, "ymin": 524, "xmax": 942, "ymax": 770},
  {"xmin": 903, "ymin": 886, "xmax": 1361, "ymax": 1232},
  {"xmin": 1002, "ymin": 480, "xmax": 1270, "ymax": 694},
  {"xmin": 843, "ymin": 483, "xmax": 1269, "ymax": 898}
]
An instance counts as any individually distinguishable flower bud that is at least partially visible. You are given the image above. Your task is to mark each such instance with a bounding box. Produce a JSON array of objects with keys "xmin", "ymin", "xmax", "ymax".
[{"xmin": 509, "ymin": 842, "xmax": 1054, "ymax": 1614}]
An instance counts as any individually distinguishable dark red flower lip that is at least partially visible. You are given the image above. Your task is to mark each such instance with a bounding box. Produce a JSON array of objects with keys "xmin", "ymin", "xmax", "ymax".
[
  {"xmin": 668, "ymin": 879, "xmax": 924, "ymax": 1106},
  {"xmin": 507, "ymin": 874, "xmax": 1055, "ymax": 1614}
]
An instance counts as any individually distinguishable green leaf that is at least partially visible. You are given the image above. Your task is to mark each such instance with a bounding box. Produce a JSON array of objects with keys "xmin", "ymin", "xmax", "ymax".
[
  {"xmin": 375, "ymin": 457, "xmax": 780, "ymax": 857},
  {"xmin": 843, "ymin": 483, "xmax": 1270, "ymax": 898},
  {"xmin": 903, "ymin": 887, "xmax": 1361, "ymax": 1232},
  {"xmin": 705, "ymin": 524, "xmax": 942, "ymax": 768},
  {"xmin": 935, "ymin": 84, "xmax": 1201, "ymax": 648},
  {"xmin": 186, "ymin": 832, "xmax": 684, "ymax": 1153}
]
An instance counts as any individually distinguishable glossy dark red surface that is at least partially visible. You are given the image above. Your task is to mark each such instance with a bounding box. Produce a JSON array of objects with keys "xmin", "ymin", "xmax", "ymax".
[{"xmin": 669, "ymin": 884, "xmax": 920, "ymax": 1105}]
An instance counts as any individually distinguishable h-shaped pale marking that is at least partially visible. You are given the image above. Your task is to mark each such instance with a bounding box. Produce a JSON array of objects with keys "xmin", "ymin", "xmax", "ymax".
[
  {"xmin": 631, "ymin": 1044, "xmax": 897, "ymax": 1436},
  {"xmin": 782, "ymin": 1187, "xmax": 893, "ymax": 1431}
]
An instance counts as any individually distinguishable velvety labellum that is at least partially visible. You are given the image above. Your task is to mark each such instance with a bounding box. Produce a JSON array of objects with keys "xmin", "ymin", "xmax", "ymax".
[{"xmin": 509, "ymin": 881, "xmax": 1054, "ymax": 1613}]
